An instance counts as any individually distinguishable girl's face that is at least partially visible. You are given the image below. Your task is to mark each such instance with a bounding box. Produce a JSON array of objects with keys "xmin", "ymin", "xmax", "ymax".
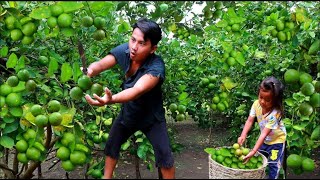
[{"xmin": 258, "ymin": 88, "xmax": 274, "ymax": 112}]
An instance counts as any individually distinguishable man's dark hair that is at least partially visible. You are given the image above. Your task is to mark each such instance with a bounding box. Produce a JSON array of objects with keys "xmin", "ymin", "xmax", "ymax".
[{"xmin": 132, "ymin": 17, "xmax": 162, "ymax": 46}]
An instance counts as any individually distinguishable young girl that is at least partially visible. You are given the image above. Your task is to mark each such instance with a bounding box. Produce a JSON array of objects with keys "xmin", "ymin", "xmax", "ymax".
[{"xmin": 238, "ymin": 76, "xmax": 286, "ymax": 179}]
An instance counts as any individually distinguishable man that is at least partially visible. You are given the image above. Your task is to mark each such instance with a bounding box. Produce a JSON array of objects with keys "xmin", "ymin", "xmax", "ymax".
[{"xmin": 84, "ymin": 18, "xmax": 175, "ymax": 179}]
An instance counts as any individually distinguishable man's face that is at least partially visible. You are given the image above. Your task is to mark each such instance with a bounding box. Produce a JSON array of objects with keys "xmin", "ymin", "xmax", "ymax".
[{"xmin": 128, "ymin": 28, "xmax": 156, "ymax": 62}]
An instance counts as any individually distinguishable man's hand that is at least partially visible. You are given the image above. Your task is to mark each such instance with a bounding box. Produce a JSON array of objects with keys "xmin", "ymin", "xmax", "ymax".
[
  {"xmin": 80, "ymin": 67, "xmax": 93, "ymax": 77},
  {"xmin": 85, "ymin": 87, "xmax": 113, "ymax": 106}
]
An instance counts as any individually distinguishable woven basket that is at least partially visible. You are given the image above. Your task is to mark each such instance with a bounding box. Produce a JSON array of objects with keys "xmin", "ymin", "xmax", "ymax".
[{"xmin": 208, "ymin": 147, "xmax": 268, "ymax": 179}]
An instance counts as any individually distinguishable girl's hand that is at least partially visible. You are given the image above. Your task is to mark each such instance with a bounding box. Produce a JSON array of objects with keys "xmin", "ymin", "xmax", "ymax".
[
  {"xmin": 237, "ymin": 136, "xmax": 246, "ymax": 146},
  {"xmin": 242, "ymin": 150, "xmax": 256, "ymax": 164},
  {"xmin": 85, "ymin": 87, "xmax": 113, "ymax": 106}
]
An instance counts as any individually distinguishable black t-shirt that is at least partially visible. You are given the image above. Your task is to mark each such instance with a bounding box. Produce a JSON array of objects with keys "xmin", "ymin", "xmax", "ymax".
[{"xmin": 109, "ymin": 43, "xmax": 166, "ymax": 129}]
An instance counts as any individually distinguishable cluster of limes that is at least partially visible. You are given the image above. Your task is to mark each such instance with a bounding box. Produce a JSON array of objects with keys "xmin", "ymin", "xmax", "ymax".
[
  {"xmin": 81, "ymin": 15, "xmax": 106, "ymax": 41},
  {"xmin": 30, "ymin": 99, "xmax": 63, "ymax": 127},
  {"xmin": 224, "ymin": 20, "xmax": 242, "ymax": 33},
  {"xmin": 69, "ymin": 75, "xmax": 104, "ymax": 101},
  {"xmin": 209, "ymin": 143, "xmax": 264, "ymax": 170},
  {"xmin": 168, "ymin": 103, "xmax": 187, "ymax": 122},
  {"xmin": 16, "ymin": 128, "xmax": 46, "ymax": 164},
  {"xmin": 235, "ymin": 104, "xmax": 247, "ymax": 116},
  {"xmin": 221, "ymin": 49, "xmax": 243, "ymax": 67},
  {"xmin": 46, "ymin": 4, "xmax": 73, "ymax": 29},
  {"xmin": 84, "ymin": 122, "xmax": 110, "ymax": 146},
  {"xmin": 56, "ymin": 132, "xmax": 91, "ymax": 171},
  {"xmin": 284, "ymin": 69, "xmax": 320, "ymax": 117},
  {"xmin": 199, "ymin": 75, "xmax": 217, "ymax": 93},
  {"xmin": 0, "ymin": 69, "xmax": 36, "ymax": 117},
  {"xmin": 210, "ymin": 91, "xmax": 229, "ymax": 112},
  {"xmin": 286, "ymin": 154, "xmax": 315, "ymax": 174},
  {"xmin": 174, "ymin": 27, "xmax": 190, "ymax": 41},
  {"xmin": 4, "ymin": 15, "xmax": 38, "ymax": 45},
  {"xmin": 266, "ymin": 13, "xmax": 296, "ymax": 42},
  {"xmin": 203, "ymin": 1, "xmax": 223, "ymax": 20}
]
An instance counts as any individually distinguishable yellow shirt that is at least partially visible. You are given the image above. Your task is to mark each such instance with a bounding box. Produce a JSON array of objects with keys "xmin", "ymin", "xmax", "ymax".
[{"xmin": 249, "ymin": 100, "xmax": 286, "ymax": 145}]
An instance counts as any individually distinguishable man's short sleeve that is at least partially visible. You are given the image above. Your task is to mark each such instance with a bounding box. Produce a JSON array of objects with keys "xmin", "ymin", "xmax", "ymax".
[
  {"xmin": 145, "ymin": 56, "xmax": 165, "ymax": 83},
  {"xmin": 109, "ymin": 43, "xmax": 129, "ymax": 71}
]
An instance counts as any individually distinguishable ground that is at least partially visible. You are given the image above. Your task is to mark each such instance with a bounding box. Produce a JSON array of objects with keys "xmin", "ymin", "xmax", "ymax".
[{"xmin": 2, "ymin": 120, "xmax": 319, "ymax": 179}]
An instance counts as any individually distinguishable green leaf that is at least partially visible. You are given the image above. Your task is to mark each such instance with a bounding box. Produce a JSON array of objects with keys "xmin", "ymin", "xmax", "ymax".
[
  {"xmin": 216, "ymin": 19, "xmax": 228, "ymax": 28},
  {"xmin": 60, "ymin": 27, "xmax": 75, "ymax": 37},
  {"xmin": 285, "ymin": 98, "xmax": 295, "ymax": 107},
  {"xmin": 116, "ymin": 2, "xmax": 127, "ymax": 11},
  {"xmin": 121, "ymin": 140, "xmax": 130, "ymax": 151},
  {"xmin": 0, "ymin": 46, "xmax": 8, "ymax": 57},
  {"xmin": 2, "ymin": 121, "xmax": 19, "ymax": 134},
  {"xmin": 12, "ymin": 81, "xmax": 26, "ymax": 93},
  {"xmin": 6, "ymin": 53, "xmax": 18, "ymax": 69},
  {"xmin": 137, "ymin": 144, "xmax": 147, "ymax": 159},
  {"xmin": 117, "ymin": 21, "xmax": 130, "ymax": 33},
  {"xmin": 178, "ymin": 85, "xmax": 187, "ymax": 92},
  {"xmin": 72, "ymin": 61, "xmax": 82, "ymax": 83},
  {"xmin": 48, "ymin": 51, "xmax": 64, "ymax": 64},
  {"xmin": 88, "ymin": 2, "xmax": 115, "ymax": 16},
  {"xmin": 135, "ymin": 138, "xmax": 143, "ymax": 143},
  {"xmin": 222, "ymin": 77, "xmax": 237, "ymax": 90},
  {"xmin": 2, "ymin": 117, "xmax": 15, "ymax": 123},
  {"xmin": 254, "ymin": 50, "xmax": 266, "ymax": 59},
  {"xmin": 0, "ymin": 107, "xmax": 9, "ymax": 118},
  {"xmin": 226, "ymin": 8, "xmax": 238, "ymax": 18},
  {"xmin": 15, "ymin": 55, "xmax": 26, "ymax": 72},
  {"xmin": 29, "ymin": 6, "xmax": 51, "ymax": 19},
  {"xmin": 25, "ymin": 112, "xmax": 35, "ymax": 123},
  {"xmin": 204, "ymin": 147, "xmax": 216, "ymax": 155},
  {"xmin": 293, "ymin": 125, "xmax": 304, "ymax": 131},
  {"xmin": 9, "ymin": 106, "xmax": 23, "ymax": 117},
  {"xmin": 60, "ymin": 62, "xmax": 73, "ymax": 83},
  {"xmin": 220, "ymin": 148, "xmax": 232, "ymax": 157},
  {"xmin": 0, "ymin": 135, "xmax": 14, "ymax": 148},
  {"xmin": 57, "ymin": 1, "xmax": 84, "ymax": 13},
  {"xmin": 47, "ymin": 57, "xmax": 59, "ymax": 76},
  {"xmin": 235, "ymin": 51, "xmax": 245, "ymax": 66},
  {"xmin": 134, "ymin": 131, "xmax": 143, "ymax": 136},
  {"xmin": 178, "ymin": 92, "xmax": 188, "ymax": 101}
]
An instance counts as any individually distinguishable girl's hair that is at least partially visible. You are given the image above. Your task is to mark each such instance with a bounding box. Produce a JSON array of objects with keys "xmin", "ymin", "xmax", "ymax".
[
  {"xmin": 259, "ymin": 76, "xmax": 285, "ymax": 118},
  {"xmin": 132, "ymin": 17, "xmax": 162, "ymax": 46}
]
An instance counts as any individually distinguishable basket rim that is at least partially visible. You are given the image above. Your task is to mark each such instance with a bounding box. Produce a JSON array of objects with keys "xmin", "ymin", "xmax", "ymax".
[{"xmin": 208, "ymin": 146, "xmax": 268, "ymax": 172}]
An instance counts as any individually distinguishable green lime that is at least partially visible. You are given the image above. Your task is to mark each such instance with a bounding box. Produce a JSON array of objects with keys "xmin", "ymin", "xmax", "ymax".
[
  {"xmin": 57, "ymin": 13, "xmax": 72, "ymax": 28},
  {"xmin": 70, "ymin": 86, "xmax": 83, "ymax": 100},
  {"xmin": 50, "ymin": 4, "xmax": 64, "ymax": 17},
  {"xmin": 6, "ymin": 76, "xmax": 19, "ymax": 87},
  {"xmin": 56, "ymin": 146, "xmax": 70, "ymax": 161},
  {"xmin": 47, "ymin": 16, "xmax": 58, "ymax": 28},
  {"xmin": 82, "ymin": 16, "xmax": 93, "ymax": 27},
  {"xmin": 10, "ymin": 29, "xmax": 23, "ymax": 41},
  {"xmin": 5, "ymin": 92, "xmax": 22, "ymax": 107},
  {"xmin": 47, "ymin": 100, "xmax": 61, "ymax": 113}
]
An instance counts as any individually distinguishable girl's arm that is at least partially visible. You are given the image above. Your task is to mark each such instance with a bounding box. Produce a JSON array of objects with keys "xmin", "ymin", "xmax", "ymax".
[
  {"xmin": 238, "ymin": 116, "xmax": 255, "ymax": 146},
  {"xmin": 242, "ymin": 127, "xmax": 271, "ymax": 163}
]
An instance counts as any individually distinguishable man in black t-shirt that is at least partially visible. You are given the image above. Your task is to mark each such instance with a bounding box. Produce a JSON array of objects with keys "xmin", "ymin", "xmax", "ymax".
[{"xmin": 84, "ymin": 18, "xmax": 175, "ymax": 179}]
